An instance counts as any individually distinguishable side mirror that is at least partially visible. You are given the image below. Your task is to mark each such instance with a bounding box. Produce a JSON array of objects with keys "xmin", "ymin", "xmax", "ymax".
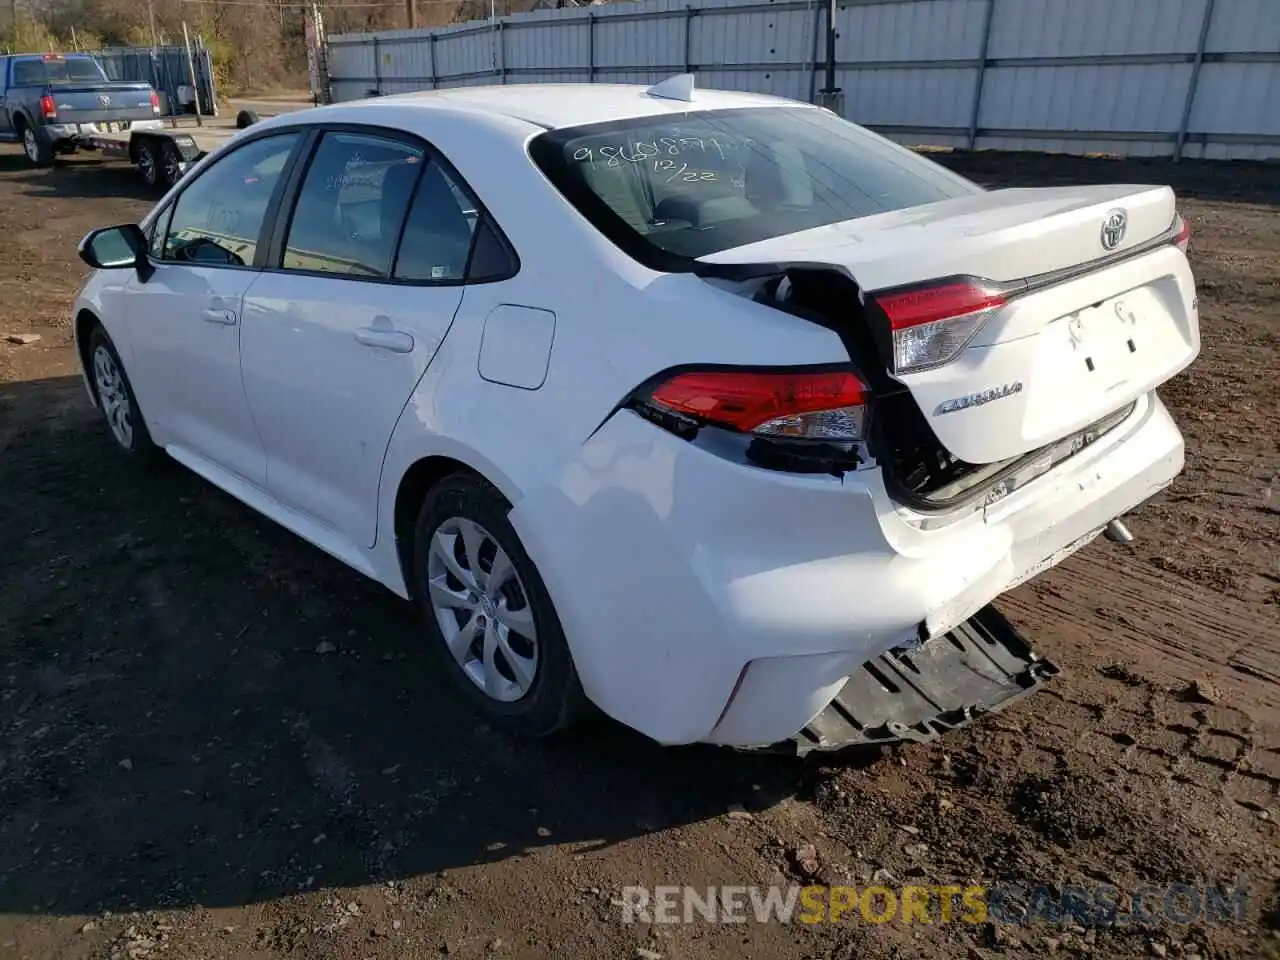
[{"xmin": 79, "ymin": 224, "xmax": 154, "ymax": 282}]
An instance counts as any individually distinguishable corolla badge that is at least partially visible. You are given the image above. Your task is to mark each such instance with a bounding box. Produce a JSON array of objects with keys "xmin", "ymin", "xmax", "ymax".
[
  {"xmin": 1101, "ymin": 208, "xmax": 1127, "ymax": 251},
  {"xmin": 934, "ymin": 381, "xmax": 1024, "ymax": 416}
]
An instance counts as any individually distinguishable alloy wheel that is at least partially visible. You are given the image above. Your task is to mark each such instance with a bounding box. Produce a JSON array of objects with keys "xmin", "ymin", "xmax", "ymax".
[
  {"xmin": 92, "ymin": 344, "xmax": 134, "ymax": 448},
  {"xmin": 22, "ymin": 128, "xmax": 38, "ymax": 163},
  {"xmin": 425, "ymin": 516, "xmax": 539, "ymax": 703},
  {"xmin": 138, "ymin": 146, "xmax": 157, "ymax": 186},
  {"xmin": 162, "ymin": 149, "xmax": 182, "ymax": 187}
]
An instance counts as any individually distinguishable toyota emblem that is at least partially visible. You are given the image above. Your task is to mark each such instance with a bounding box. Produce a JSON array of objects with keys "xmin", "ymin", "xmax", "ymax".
[{"xmin": 1101, "ymin": 209, "xmax": 1127, "ymax": 251}]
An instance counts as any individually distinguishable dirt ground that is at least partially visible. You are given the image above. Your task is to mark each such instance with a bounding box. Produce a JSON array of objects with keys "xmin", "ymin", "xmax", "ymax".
[{"xmin": 0, "ymin": 145, "xmax": 1276, "ymax": 960}]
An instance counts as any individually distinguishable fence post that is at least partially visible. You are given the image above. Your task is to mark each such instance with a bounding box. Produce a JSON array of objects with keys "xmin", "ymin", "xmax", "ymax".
[
  {"xmin": 808, "ymin": 0, "xmax": 822, "ymax": 103},
  {"xmin": 182, "ymin": 22, "xmax": 204, "ymax": 127},
  {"xmin": 684, "ymin": 6, "xmax": 695, "ymax": 73},
  {"xmin": 967, "ymin": 0, "xmax": 995, "ymax": 149},
  {"xmin": 429, "ymin": 33, "xmax": 437, "ymax": 89},
  {"xmin": 1175, "ymin": 0, "xmax": 1215, "ymax": 162},
  {"xmin": 498, "ymin": 20, "xmax": 507, "ymax": 83},
  {"xmin": 373, "ymin": 36, "xmax": 381, "ymax": 95},
  {"xmin": 588, "ymin": 12, "xmax": 595, "ymax": 82}
]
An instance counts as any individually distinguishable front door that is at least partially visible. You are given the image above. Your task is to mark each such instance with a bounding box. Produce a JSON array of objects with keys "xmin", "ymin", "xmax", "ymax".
[
  {"xmin": 240, "ymin": 129, "xmax": 478, "ymax": 547},
  {"xmin": 123, "ymin": 131, "xmax": 303, "ymax": 486}
]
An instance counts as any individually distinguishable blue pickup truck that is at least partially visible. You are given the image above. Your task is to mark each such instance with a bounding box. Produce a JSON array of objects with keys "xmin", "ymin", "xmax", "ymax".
[{"xmin": 0, "ymin": 52, "xmax": 160, "ymax": 165}]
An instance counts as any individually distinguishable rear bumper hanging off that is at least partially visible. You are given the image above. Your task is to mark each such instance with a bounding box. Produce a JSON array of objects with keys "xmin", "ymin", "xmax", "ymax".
[{"xmin": 778, "ymin": 605, "xmax": 1057, "ymax": 756}]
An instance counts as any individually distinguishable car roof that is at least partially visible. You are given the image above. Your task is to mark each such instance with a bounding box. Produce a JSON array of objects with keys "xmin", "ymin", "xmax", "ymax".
[{"xmin": 311, "ymin": 81, "xmax": 809, "ymax": 131}]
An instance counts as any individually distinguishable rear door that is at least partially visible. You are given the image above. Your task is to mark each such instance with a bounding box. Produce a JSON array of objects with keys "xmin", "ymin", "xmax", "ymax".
[
  {"xmin": 122, "ymin": 130, "xmax": 304, "ymax": 486},
  {"xmin": 239, "ymin": 127, "xmax": 479, "ymax": 548}
]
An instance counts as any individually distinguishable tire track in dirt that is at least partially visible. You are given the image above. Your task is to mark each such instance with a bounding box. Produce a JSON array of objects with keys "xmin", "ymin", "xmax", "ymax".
[{"xmin": 1004, "ymin": 545, "xmax": 1280, "ymax": 721}]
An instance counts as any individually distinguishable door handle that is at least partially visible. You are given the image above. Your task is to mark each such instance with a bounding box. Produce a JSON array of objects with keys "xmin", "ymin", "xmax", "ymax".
[
  {"xmin": 355, "ymin": 325, "xmax": 414, "ymax": 354},
  {"xmin": 200, "ymin": 308, "xmax": 237, "ymax": 326}
]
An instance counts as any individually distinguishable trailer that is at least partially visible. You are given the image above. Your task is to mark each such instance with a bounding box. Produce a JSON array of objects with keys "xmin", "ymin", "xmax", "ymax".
[{"xmin": 73, "ymin": 114, "xmax": 251, "ymax": 189}]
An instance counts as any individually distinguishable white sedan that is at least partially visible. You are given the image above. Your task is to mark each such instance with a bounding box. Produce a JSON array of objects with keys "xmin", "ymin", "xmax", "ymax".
[{"xmin": 73, "ymin": 77, "xmax": 1199, "ymax": 751}]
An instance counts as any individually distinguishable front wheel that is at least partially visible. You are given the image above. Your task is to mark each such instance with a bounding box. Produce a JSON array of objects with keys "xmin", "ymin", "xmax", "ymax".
[
  {"xmin": 411, "ymin": 474, "xmax": 587, "ymax": 737},
  {"xmin": 87, "ymin": 325, "xmax": 157, "ymax": 461}
]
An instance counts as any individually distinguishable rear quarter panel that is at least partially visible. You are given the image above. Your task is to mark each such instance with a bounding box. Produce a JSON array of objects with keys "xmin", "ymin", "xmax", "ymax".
[{"xmin": 359, "ymin": 101, "xmax": 850, "ymax": 589}]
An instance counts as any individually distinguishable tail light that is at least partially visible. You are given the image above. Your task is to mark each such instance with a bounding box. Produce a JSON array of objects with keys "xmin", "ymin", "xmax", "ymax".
[
  {"xmin": 40, "ymin": 95, "xmax": 57, "ymax": 120},
  {"xmin": 641, "ymin": 367, "xmax": 868, "ymax": 441},
  {"xmin": 1174, "ymin": 213, "xmax": 1190, "ymax": 253},
  {"xmin": 872, "ymin": 280, "xmax": 1007, "ymax": 376},
  {"xmin": 149, "ymin": 91, "xmax": 161, "ymax": 114}
]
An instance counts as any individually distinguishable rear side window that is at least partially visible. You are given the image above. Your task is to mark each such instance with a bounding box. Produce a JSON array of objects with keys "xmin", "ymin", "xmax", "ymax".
[
  {"xmin": 392, "ymin": 161, "xmax": 480, "ymax": 283},
  {"xmin": 530, "ymin": 106, "xmax": 980, "ymax": 269},
  {"xmin": 282, "ymin": 131, "xmax": 425, "ymax": 278},
  {"xmin": 163, "ymin": 132, "xmax": 299, "ymax": 267},
  {"xmin": 12, "ymin": 56, "xmax": 106, "ymax": 85}
]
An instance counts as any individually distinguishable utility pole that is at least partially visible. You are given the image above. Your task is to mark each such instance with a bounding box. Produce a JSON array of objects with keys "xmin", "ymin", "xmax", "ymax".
[
  {"xmin": 148, "ymin": 0, "xmax": 159, "ymax": 50},
  {"xmin": 406, "ymin": 0, "xmax": 417, "ymax": 29}
]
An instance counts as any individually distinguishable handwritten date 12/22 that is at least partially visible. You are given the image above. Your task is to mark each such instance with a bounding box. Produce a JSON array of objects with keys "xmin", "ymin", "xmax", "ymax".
[{"xmin": 652, "ymin": 158, "xmax": 718, "ymax": 183}]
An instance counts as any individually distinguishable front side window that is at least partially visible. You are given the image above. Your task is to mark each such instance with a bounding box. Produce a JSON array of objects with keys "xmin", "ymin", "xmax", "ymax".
[
  {"xmin": 147, "ymin": 205, "xmax": 174, "ymax": 259},
  {"xmin": 530, "ymin": 106, "xmax": 981, "ymax": 268},
  {"xmin": 282, "ymin": 132, "xmax": 425, "ymax": 278},
  {"xmin": 163, "ymin": 132, "xmax": 300, "ymax": 267}
]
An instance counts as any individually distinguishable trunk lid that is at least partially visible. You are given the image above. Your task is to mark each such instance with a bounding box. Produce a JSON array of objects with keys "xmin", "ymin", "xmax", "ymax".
[
  {"xmin": 701, "ymin": 185, "xmax": 1199, "ymax": 465},
  {"xmin": 44, "ymin": 82, "xmax": 158, "ymax": 126}
]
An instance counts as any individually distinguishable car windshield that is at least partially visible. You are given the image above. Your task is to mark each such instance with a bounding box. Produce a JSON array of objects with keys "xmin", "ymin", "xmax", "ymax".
[
  {"xmin": 529, "ymin": 106, "xmax": 980, "ymax": 268},
  {"xmin": 12, "ymin": 56, "xmax": 107, "ymax": 85}
]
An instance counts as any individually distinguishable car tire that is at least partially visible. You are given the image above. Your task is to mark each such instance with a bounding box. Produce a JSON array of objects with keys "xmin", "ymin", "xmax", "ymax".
[
  {"xmin": 410, "ymin": 473, "xmax": 587, "ymax": 737},
  {"xmin": 87, "ymin": 324, "xmax": 157, "ymax": 461},
  {"xmin": 18, "ymin": 120, "xmax": 53, "ymax": 167},
  {"xmin": 160, "ymin": 142, "xmax": 183, "ymax": 189},
  {"xmin": 136, "ymin": 140, "xmax": 160, "ymax": 188},
  {"xmin": 235, "ymin": 109, "xmax": 260, "ymax": 130}
]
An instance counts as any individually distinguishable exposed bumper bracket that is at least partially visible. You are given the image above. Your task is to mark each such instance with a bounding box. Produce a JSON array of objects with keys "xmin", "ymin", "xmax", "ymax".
[{"xmin": 776, "ymin": 605, "xmax": 1057, "ymax": 756}]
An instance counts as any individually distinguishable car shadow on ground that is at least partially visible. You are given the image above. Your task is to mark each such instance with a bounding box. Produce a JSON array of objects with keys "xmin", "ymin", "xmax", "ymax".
[
  {"xmin": 0, "ymin": 150, "xmax": 163, "ymax": 202},
  {"xmin": 0, "ymin": 375, "xmax": 882, "ymax": 918}
]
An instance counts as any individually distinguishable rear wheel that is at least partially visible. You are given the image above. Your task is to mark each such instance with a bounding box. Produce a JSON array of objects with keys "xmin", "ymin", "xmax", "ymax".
[
  {"xmin": 160, "ymin": 142, "xmax": 183, "ymax": 188},
  {"xmin": 136, "ymin": 139, "xmax": 160, "ymax": 187},
  {"xmin": 87, "ymin": 324, "xmax": 157, "ymax": 461},
  {"xmin": 19, "ymin": 121, "xmax": 53, "ymax": 167},
  {"xmin": 411, "ymin": 474, "xmax": 586, "ymax": 737}
]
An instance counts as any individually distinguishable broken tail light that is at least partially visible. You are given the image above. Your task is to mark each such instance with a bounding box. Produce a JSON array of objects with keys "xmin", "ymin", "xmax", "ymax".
[
  {"xmin": 643, "ymin": 367, "xmax": 868, "ymax": 441},
  {"xmin": 872, "ymin": 280, "xmax": 1007, "ymax": 376},
  {"xmin": 40, "ymin": 95, "xmax": 57, "ymax": 120}
]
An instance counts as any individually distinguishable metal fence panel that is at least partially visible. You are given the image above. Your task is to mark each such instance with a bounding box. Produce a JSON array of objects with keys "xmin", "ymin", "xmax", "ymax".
[
  {"xmin": 326, "ymin": 0, "xmax": 1280, "ymax": 160},
  {"xmin": 93, "ymin": 45, "xmax": 217, "ymax": 117}
]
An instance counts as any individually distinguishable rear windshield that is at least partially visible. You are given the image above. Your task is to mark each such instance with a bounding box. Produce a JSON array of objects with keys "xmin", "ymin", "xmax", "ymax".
[
  {"xmin": 12, "ymin": 56, "xmax": 107, "ymax": 86},
  {"xmin": 529, "ymin": 106, "xmax": 979, "ymax": 269}
]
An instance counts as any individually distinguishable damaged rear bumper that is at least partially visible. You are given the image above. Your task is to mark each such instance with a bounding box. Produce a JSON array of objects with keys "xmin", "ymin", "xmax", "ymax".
[{"xmin": 778, "ymin": 605, "xmax": 1057, "ymax": 755}]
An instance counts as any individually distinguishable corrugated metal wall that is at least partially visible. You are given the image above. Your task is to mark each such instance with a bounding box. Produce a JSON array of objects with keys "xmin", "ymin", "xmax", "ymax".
[{"xmin": 327, "ymin": 0, "xmax": 1280, "ymax": 160}]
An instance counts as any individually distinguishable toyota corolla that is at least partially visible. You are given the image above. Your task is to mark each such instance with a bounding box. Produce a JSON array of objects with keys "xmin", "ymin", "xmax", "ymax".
[{"xmin": 72, "ymin": 78, "xmax": 1199, "ymax": 752}]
